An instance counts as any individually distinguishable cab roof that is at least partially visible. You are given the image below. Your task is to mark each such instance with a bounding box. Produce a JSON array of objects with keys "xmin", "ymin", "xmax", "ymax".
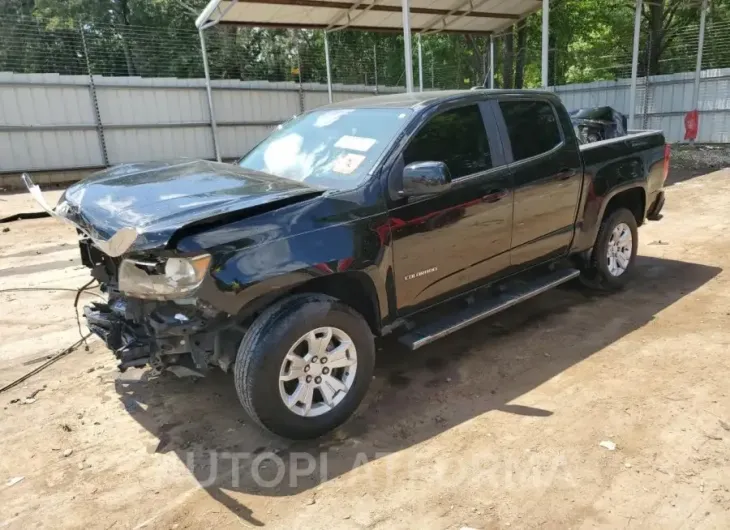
[{"xmin": 320, "ymin": 89, "xmax": 560, "ymax": 112}]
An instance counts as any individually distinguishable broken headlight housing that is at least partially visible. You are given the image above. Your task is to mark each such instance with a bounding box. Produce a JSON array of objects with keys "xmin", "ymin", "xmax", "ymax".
[{"xmin": 118, "ymin": 254, "xmax": 212, "ymax": 300}]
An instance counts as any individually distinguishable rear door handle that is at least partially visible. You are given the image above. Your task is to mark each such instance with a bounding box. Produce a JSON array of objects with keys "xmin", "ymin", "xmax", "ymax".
[
  {"xmin": 555, "ymin": 168, "xmax": 577, "ymax": 181},
  {"xmin": 482, "ymin": 189, "xmax": 508, "ymax": 203}
]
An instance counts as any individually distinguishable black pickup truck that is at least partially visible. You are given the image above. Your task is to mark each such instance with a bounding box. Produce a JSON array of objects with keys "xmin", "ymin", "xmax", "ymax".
[{"xmin": 24, "ymin": 90, "xmax": 668, "ymax": 440}]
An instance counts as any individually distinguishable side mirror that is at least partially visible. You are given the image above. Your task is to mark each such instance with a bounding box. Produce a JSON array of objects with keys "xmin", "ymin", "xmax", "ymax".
[{"xmin": 401, "ymin": 161, "xmax": 452, "ymax": 197}]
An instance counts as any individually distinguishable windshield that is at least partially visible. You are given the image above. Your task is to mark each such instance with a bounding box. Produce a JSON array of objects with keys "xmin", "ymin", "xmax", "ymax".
[{"xmin": 238, "ymin": 107, "xmax": 412, "ymax": 191}]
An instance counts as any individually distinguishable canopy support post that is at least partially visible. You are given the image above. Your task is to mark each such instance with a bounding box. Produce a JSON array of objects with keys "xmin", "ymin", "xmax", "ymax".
[
  {"xmin": 401, "ymin": 0, "xmax": 414, "ymax": 93},
  {"xmin": 629, "ymin": 0, "xmax": 643, "ymax": 130},
  {"xmin": 417, "ymin": 34, "xmax": 424, "ymax": 92},
  {"xmin": 199, "ymin": 28, "xmax": 221, "ymax": 162},
  {"xmin": 691, "ymin": 0, "xmax": 708, "ymax": 142},
  {"xmin": 324, "ymin": 31, "xmax": 333, "ymax": 103},
  {"xmin": 373, "ymin": 44, "xmax": 379, "ymax": 93},
  {"xmin": 541, "ymin": 0, "xmax": 549, "ymax": 88},
  {"xmin": 489, "ymin": 34, "xmax": 494, "ymax": 88}
]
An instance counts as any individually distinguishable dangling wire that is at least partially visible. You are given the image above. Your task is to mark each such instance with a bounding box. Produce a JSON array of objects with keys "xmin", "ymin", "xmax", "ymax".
[{"xmin": 74, "ymin": 278, "xmax": 98, "ymax": 351}]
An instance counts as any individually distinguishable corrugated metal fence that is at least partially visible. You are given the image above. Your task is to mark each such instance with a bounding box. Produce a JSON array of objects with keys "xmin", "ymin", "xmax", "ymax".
[
  {"xmin": 554, "ymin": 67, "xmax": 730, "ymax": 144},
  {"xmin": 2, "ymin": 67, "xmax": 729, "ymax": 176},
  {"xmin": 0, "ymin": 72, "xmax": 401, "ymax": 174}
]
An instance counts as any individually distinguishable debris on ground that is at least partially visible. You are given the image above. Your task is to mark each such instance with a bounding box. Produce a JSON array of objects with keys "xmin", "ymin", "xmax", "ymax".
[
  {"xmin": 599, "ymin": 440, "xmax": 617, "ymax": 451},
  {"xmin": 649, "ymin": 240, "xmax": 670, "ymax": 245},
  {"xmin": 26, "ymin": 387, "xmax": 45, "ymax": 399},
  {"xmin": 670, "ymin": 144, "xmax": 730, "ymax": 173},
  {"xmin": 6, "ymin": 476, "xmax": 24, "ymax": 487},
  {"xmin": 719, "ymin": 420, "xmax": 730, "ymax": 432},
  {"xmin": 21, "ymin": 398, "xmax": 36, "ymax": 405},
  {"xmin": 63, "ymin": 449, "xmax": 73, "ymax": 457},
  {"xmin": 2, "ymin": 227, "xmax": 10, "ymax": 233},
  {"xmin": 60, "ymin": 423, "xmax": 72, "ymax": 432}
]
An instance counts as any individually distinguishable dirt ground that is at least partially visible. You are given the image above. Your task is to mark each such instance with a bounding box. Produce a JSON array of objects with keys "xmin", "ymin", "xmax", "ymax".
[{"xmin": 1, "ymin": 167, "xmax": 729, "ymax": 530}]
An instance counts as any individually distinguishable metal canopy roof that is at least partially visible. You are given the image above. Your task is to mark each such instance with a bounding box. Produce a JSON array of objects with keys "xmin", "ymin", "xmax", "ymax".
[{"xmin": 195, "ymin": 0, "xmax": 543, "ymax": 35}]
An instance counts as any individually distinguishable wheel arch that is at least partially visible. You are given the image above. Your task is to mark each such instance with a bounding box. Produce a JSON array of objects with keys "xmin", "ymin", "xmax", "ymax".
[
  {"xmin": 290, "ymin": 271, "xmax": 381, "ymax": 334},
  {"xmin": 572, "ymin": 181, "xmax": 647, "ymax": 254},
  {"xmin": 599, "ymin": 186, "xmax": 646, "ymax": 228},
  {"xmin": 235, "ymin": 271, "xmax": 382, "ymax": 335}
]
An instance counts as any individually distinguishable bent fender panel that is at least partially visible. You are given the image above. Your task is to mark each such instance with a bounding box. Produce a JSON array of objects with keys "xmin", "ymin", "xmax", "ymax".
[{"xmin": 184, "ymin": 207, "xmax": 393, "ymax": 326}]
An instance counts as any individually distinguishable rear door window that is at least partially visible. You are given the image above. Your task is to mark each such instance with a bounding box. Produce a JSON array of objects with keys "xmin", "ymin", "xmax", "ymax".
[{"xmin": 499, "ymin": 100, "xmax": 562, "ymax": 162}]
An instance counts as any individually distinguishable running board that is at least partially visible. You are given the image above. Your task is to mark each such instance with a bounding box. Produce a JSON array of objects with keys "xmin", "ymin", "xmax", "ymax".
[{"xmin": 398, "ymin": 268, "xmax": 581, "ymax": 350}]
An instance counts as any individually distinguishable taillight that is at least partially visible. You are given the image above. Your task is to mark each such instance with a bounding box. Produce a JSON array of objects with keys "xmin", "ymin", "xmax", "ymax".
[{"xmin": 663, "ymin": 143, "xmax": 671, "ymax": 183}]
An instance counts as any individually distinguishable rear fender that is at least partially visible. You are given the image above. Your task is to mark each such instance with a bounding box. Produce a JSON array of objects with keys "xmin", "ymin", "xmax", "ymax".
[{"xmin": 572, "ymin": 154, "xmax": 648, "ymax": 252}]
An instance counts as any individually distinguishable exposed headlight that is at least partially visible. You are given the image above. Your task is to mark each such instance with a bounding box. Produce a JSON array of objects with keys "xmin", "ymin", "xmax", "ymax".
[{"xmin": 118, "ymin": 254, "xmax": 211, "ymax": 300}]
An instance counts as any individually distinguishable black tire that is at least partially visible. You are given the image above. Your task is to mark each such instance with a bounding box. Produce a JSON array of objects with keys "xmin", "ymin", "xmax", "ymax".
[
  {"xmin": 580, "ymin": 207, "xmax": 639, "ymax": 291},
  {"xmin": 234, "ymin": 293, "xmax": 375, "ymax": 440}
]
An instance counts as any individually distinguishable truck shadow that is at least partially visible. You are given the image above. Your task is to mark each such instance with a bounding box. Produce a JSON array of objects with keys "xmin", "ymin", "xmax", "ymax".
[{"xmin": 115, "ymin": 255, "xmax": 720, "ymax": 524}]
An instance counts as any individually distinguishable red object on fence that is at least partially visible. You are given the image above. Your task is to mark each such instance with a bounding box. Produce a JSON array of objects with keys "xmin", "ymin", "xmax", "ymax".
[{"xmin": 684, "ymin": 110, "xmax": 699, "ymax": 141}]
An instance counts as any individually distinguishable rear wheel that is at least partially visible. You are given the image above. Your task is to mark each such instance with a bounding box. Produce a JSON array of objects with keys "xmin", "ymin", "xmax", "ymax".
[
  {"xmin": 580, "ymin": 208, "xmax": 638, "ymax": 291},
  {"xmin": 234, "ymin": 294, "xmax": 375, "ymax": 440}
]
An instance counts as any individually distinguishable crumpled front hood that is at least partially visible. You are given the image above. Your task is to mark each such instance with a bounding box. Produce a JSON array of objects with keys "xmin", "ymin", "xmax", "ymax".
[{"xmin": 57, "ymin": 159, "xmax": 322, "ymax": 253}]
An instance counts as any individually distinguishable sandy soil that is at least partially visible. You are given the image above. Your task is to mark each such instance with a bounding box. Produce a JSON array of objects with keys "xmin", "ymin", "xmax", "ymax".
[{"xmin": 1, "ymin": 169, "xmax": 729, "ymax": 529}]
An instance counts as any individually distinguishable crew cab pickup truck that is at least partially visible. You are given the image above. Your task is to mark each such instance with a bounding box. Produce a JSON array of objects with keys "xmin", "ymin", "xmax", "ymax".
[{"xmin": 24, "ymin": 90, "xmax": 669, "ymax": 440}]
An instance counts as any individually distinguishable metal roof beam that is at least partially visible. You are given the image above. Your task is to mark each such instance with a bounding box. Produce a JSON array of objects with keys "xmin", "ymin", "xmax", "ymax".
[
  {"xmin": 233, "ymin": 0, "xmax": 520, "ymax": 19},
  {"xmin": 216, "ymin": 19, "xmax": 492, "ymax": 34},
  {"xmin": 326, "ymin": 0, "xmax": 383, "ymax": 32},
  {"xmin": 419, "ymin": 0, "xmax": 506, "ymax": 34},
  {"xmin": 199, "ymin": 0, "xmax": 239, "ymax": 29}
]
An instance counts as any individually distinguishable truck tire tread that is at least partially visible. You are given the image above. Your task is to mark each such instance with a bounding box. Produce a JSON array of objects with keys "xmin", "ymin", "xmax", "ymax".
[
  {"xmin": 581, "ymin": 207, "xmax": 639, "ymax": 291},
  {"xmin": 234, "ymin": 293, "xmax": 374, "ymax": 439}
]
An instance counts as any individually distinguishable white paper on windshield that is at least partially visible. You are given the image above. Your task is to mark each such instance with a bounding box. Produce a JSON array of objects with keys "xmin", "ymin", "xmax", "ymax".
[
  {"xmin": 335, "ymin": 135, "xmax": 376, "ymax": 152},
  {"xmin": 331, "ymin": 153, "xmax": 366, "ymax": 175}
]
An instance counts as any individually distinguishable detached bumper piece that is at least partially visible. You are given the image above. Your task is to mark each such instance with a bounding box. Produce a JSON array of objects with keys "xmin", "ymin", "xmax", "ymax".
[
  {"xmin": 84, "ymin": 303, "xmax": 153, "ymax": 371},
  {"xmin": 84, "ymin": 299, "xmax": 211, "ymax": 374},
  {"xmin": 647, "ymin": 191, "xmax": 665, "ymax": 221}
]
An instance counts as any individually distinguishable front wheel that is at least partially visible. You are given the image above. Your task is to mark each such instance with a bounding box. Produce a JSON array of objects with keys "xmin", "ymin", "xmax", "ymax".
[
  {"xmin": 580, "ymin": 208, "xmax": 639, "ymax": 291},
  {"xmin": 234, "ymin": 294, "xmax": 375, "ymax": 440}
]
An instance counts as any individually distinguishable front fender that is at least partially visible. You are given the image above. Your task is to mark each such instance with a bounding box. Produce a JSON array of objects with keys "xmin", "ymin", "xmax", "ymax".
[{"xmin": 188, "ymin": 215, "xmax": 392, "ymax": 324}]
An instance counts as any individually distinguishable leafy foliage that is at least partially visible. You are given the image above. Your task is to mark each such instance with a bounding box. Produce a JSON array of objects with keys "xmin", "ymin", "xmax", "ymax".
[{"xmin": 1, "ymin": 0, "xmax": 729, "ymax": 87}]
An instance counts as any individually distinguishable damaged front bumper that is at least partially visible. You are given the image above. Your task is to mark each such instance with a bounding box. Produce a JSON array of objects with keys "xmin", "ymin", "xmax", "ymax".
[
  {"xmin": 84, "ymin": 296, "xmax": 237, "ymax": 377},
  {"xmin": 23, "ymin": 173, "xmax": 241, "ymax": 377}
]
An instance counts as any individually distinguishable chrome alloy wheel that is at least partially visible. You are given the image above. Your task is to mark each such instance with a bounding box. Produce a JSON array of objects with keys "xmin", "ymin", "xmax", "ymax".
[
  {"xmin": 607, "ymin": 222, "xmax": 633, "ymax": 277},
  {"xmin": 278, "ymin": 327, "xmax": 357, "ymax": 417}
]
